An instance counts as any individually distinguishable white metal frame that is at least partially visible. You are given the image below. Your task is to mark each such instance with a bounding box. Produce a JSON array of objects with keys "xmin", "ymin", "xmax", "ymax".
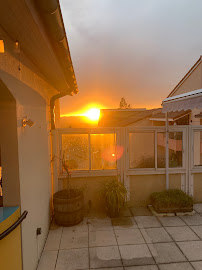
[{"xmin": 55, "ymin": 127, "xmax": 121, "ymax": 179}]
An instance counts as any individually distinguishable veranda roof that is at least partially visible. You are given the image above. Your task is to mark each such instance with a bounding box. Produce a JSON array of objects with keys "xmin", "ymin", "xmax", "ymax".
[{"xmin": 162, "ymin": 89, "xmax": 202, "ymax": 113}]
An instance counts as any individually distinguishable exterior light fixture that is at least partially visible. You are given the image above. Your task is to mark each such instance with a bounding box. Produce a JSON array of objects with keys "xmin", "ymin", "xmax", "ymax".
[
  {"xmin": 22, "ymin": 116, "xmax": 35, "ymax": 127},
  {"xmin": 14, "ymin": 40, "xmax": 20, "ymax": 53},
  {"xmin": 0, "ymin": 40, "xmax": 4, "ymax": 53}
]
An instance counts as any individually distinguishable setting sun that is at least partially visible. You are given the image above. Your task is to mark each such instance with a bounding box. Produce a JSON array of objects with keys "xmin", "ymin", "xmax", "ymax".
[{"xmin": 84, "ymin": 108, "xmax": 100, "ymax": 121}]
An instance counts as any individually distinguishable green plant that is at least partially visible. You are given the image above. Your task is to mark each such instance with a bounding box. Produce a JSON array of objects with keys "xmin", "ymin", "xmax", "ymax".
[
  {"xmin": 102, "ymin": 177, "xmax": 128, "ymax": 217},
  {"xmin": 151, "ymin": 189, "xmax": 193, "ymax": 209}
]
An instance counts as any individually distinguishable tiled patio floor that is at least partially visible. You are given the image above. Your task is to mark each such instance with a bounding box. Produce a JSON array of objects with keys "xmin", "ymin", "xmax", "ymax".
[{"xmin": 37, "ymin": 204, "xmax": 202, "ymax": 270}]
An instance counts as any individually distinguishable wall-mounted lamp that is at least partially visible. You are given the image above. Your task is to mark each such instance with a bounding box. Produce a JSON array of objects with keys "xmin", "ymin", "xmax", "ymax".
[
  {"xmin": 14, "ymin": 40, "xmax": 20, "ymax": 53},
  {"xmin": 22, "ymin": 116, "xmax": 35, "ymax": 127},
  {"xmin": 0, "ymin": 40, "xmax": 4, "ymax": 53}
]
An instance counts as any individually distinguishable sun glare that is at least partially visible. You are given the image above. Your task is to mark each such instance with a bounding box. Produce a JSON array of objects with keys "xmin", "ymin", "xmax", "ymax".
[{"xmin": 85, "ymin": 108, "xmax": 100, "ymax": 121}]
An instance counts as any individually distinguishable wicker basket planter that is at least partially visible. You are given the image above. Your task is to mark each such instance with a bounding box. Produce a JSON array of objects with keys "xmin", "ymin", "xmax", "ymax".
[{"xmin": 53, "ymin": 189, "xmax": 84, "ymax": 226}]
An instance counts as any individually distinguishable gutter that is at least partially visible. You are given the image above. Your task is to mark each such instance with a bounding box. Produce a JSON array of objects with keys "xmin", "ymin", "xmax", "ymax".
[{"xmin": 35, "ymin": 0, "xmax": 79, "ymax": 129}]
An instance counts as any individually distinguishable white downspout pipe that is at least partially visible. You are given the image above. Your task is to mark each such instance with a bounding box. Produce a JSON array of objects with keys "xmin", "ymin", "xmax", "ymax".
[{"xmin": 165, "ymin": 112, "xmax": 169, "ymax": 190}]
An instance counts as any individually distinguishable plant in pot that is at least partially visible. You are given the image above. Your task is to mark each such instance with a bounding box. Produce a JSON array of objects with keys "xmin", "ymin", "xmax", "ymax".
[
  {"xmin": 102, "ymin": 177, "xmax": 128, "ymax": 218},
  {"xmin": 53, "ymin": 157, "xmax": 85, "ymax": 226}
]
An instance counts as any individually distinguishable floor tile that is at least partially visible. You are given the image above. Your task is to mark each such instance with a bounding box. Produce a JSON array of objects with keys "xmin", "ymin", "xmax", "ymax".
[
  {"xmin": 141, "ymin": 227, "xmax": 172, "ymax": 243},
  {"xmin": 177, "ymin": 241, "xmax": 202, "ymax": 261},
  {"xmin": 165, "ymin": 226, "xmax": 199, "ymax": 241},
  {"xmin": 63, "ymin": 218, "xmax": 88, "ymax": 233},
  {"xmin": 89, "ymin": 246, "xmax": 122, "ymax": 268},
  {"xmin": 125, "ymin": 266, "xmax": 158, "ymax": 270},
  {"xmin": 44, "ymin": 227, "xmax": 63, "ymax": 251},
  {"xmin": 191, "ymin": 261, "xmax": 202, "ymax": 270},
  {"xmin": 134, "ymin": 216, "xmax": 162, "ymax": 228},
  {"xmin": 158, "ymin": 216, "xmax": 186, "ymax": 227},
  {"xmin": 148, "ymin": 242, "xmax": 186, "ymax": 264},
  {"xmin": 158, "ymin": 262, "xmax": 194, "ymax": 270},
  {"xmin": 130, "ymin": 207, "xmax": 152, "ymax": 216},
  {"xmin": 193, "ymin": 204, "xmax": 202, "ymax": 214},
  {"xmin": 190, "ymin": 225, "xmax": 202, "ymax": 239},
  {"xmin": 119, "ymin": 244, "xmax": 155, "ymax": 266},
  {"xmin": 37, "ymin": 251, "xmax": 57, "ymax": 270},
  {"xmin": 112, "ymin": 217, "xmax": 138, "ymax": 230},
  {"xmin": 60, "ymin": 230, "xmax": 88, "ymax": 249},
  {"xmin": 89, "ymin": 230, "xmax": 117, "ymax": 247},
  {"xmin": 120, "ymin": 207, "xmax": 132, "ymax": 217},
  {"xmin": 180, "ymin": 214, "xmax": 202, "ymax": 226},
  {"xmin": 55, "ymin": 248, "xmax": 89, "ymax": 270},
  {"xmin": 115, "ymin": 229, "xmax": 145, "ymax": 245},
  {"xmin": 88, "ymin": 218, "xmax": 113, "ymax": 232}
]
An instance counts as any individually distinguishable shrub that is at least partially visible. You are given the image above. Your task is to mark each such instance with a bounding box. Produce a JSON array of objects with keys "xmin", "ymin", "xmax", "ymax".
[{"xmin": 151, "ymin": 189, "xmax": 193, "ymax": 209}]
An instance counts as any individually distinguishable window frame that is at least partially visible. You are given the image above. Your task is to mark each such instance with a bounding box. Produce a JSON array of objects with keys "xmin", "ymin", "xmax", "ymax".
[
  {"xmin": 58, "ymin": 128, "xmax": 121, "ymax": 178},
  {"xmin": 126, "ymin": 126, "xmax": 187, "ymax": 175},
  {"xmin": 191, "ymin": 127, "xmax": 202, "ymax": 172}
]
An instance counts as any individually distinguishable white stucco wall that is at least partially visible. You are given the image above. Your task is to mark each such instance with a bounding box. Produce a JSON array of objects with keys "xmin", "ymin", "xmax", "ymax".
[{"xmin": 0, "ymin": 27, "xmax": 58, "ymax": 270}]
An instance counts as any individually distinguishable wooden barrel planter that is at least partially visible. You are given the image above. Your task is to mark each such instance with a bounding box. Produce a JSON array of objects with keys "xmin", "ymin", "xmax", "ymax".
[{"xmin": 53, "ymin": 189, "xmax": 84, "ymax": 226}]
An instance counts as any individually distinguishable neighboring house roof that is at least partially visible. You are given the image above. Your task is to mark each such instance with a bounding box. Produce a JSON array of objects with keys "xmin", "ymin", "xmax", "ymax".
[
  {"xmin": 150, "ymin": 110, "xmax": 191, "ymax": 122},
  {"xmin": 98, "ymin": 108, "xmax": 161, "ymax": 127},
  {"xmin": 168, "ymin": 56, "xmax": 202, "ymax": 98}
]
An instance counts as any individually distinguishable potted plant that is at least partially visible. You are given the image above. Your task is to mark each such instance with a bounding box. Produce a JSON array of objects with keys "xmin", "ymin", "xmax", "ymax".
[
  {"xmin": 53, "ymin": 157, "xmax": 85, "ymax": 226},
  {"xmin": 151, "ymin": 189, "xmax": 193, "ymax": 213},
  {"xmin": 102, "ymin": 177, "xmax": 127, "ymax": 218}
]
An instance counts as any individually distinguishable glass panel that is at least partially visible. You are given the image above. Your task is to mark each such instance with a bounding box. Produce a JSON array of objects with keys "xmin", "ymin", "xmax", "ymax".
[
  {"xmin": 157, "ymin": 132, "xmax": 183, "ymax": 168},
  {"xmin": 194, "ymin": 131, "xmax": 202, "ymax": 166},
  {"xmin": 129, "ymin": 132, "xmax": 155, "ymax": 168},
  {"xmin": 62, "ymin": 134, "xmax": 89, "ymax": 170},
  {"xmin": 91, "ymin": 134, "xmax": 117, "ymax": 170}
]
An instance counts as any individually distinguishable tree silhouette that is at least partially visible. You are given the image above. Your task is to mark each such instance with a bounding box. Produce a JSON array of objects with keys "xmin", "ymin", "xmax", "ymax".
[{"xmin": 119, "ymin": 97, "xmax": 131, "ymax": 109}]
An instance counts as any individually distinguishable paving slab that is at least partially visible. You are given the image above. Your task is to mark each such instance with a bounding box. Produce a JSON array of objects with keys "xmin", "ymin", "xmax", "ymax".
[
  {"xmin": 120, "ymin": 207, "xmax": 132, "ymax": 217},
  {"xmin": 180, "ymin": 214, "xmax": 202, "ymax": 226},
  {"xmin": 89, "ymin": 246, "xmax": 122, "ymax": 268},
  {"xmin": 60, "ymin": 230, "xmax": 88, "ymax": 249},
  {"xmin": 134, "ymin": 216, "xmax": 162, "ymax": 228},
  {"xmin": 148, "ymin": 242, "xmax": 186, "ymax": 264},
  {"xmin": 91, "ymin": 268, "xmax": 124, "ymax": 270},
  {"xmin": 125, "ymin": 266, "xmax": 158, "ymax": 270},
  {"xmin": 89, "ymin": 230, "xmax": 117, "ymax": 247},
  {"xmin": 130, "ymin": 207, "xmax": 152, "ymax": 216},
  {"xmin": 88, "ymin": 218, "xmax": 113, "ymax": 232},
  {"xmin": 55, "ymin": 248, "xmax": 89, "ymax": 270},
  {"xmin": 158, "ymin": 262, "xmax": 194, "ymax": 270},
  {"xmin": 190, "ymin": 225, "xmax": 202, "ymax": 239},
  {"xmin": 37, "ymin": 250, "xmax": 58, "ymax": 270},
  {"xmin": 190, "ymin": 261, "xmax": 202, "ymax": 270},
  {"xmin": 165, "ymin": 226, "xmax": 199, "ymax": 241},
  {"xmin": 115, "ymin": 229, "xmax": 145, "ymax": 245},
  {"xmin": 63, "ymin": 218, "xmax": 88, "ymax": 233},
  {"xmin": 44, "ymin": 227, "xmax": 63, "ymax": 251},
  {"xmin": 119, "ymin": 244, "xmax": 155, "ymax": 266},
  {"xmin": 158, "ymin": 216, "xmax": 186, "ymax": 227},
  {"xmin": 177, "ymin": 241, "xmax": 202, "ymax": 261},
  {"xmin": 141, "ymin": 227, "xmax": 172, "ymax": 243},
  {"xmin": 193, "ymin": 204, "xmax": 202, "ymax": 214},
  {"xmin": 112, "ymin": 217, "xmax": 138, "ymax": 230}
]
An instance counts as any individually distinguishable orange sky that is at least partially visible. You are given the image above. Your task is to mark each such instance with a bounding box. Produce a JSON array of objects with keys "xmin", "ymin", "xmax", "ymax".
[{"xmin": 60, "ymin": 0, "xmax": 202, "ymax": 116}]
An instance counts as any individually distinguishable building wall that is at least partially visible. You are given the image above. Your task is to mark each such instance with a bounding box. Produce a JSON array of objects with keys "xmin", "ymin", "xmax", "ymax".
[
  {"xmin": 171, "ymin": 62, "xmax": 202, "ymax": 96},
  {"xmin": 129, "ymin": 174, "xmax": 181, "ymax": 206},
  {"xmin": 0, "ymin": 26, "xmax": 57, "ymax": 270},
  {"xmin": 193, "ymin": 173, "xmax": 202, "ymax": 203}
]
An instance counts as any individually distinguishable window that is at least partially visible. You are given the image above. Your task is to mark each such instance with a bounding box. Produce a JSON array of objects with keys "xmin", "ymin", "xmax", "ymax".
[
  {"xmin": 157, "ymin": 132, "xmax": 183, "ymax": 168},
  {"xmin": 62, "ymin": 134, "xmax": 89, "ymax": 170},
  {"xmin": 129, "ymin": 132, "xmax": 155, "ymax": 168},
  {"xmin": 61, "ymin": 133, "xmax": 117, "ymax": 171},
  {"xmin": 129, "ymin": 130, "xmax": 183, "ymax": 170},
  {"xmin": 194, "ymin": 131, "xmax": 202, "ymax": 166},
  {"xmin": 91, "ymin": 134, "xmax": 117, "ymax": 170}
]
